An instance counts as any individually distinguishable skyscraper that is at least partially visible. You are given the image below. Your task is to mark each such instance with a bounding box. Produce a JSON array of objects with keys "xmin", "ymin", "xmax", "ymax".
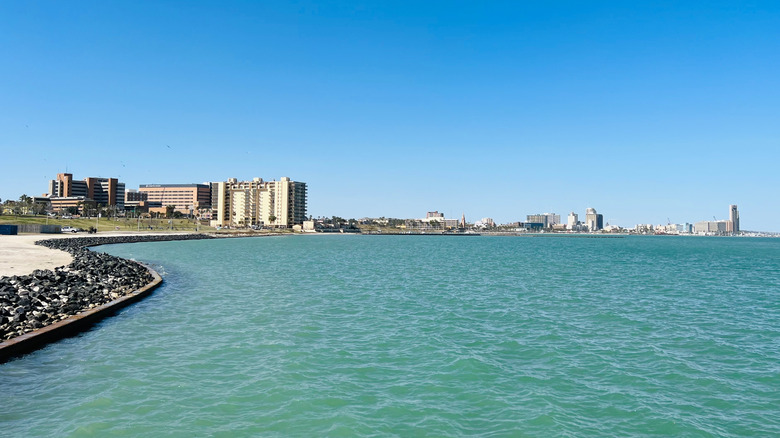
[
  {"xmin": 210, "ymin": 177, "xmax": 307, "ymax": 228},
  {"xmin": 567, "ymin": 212, "xmax": 578, "ymax": 229},
  {"xmin": 729, "ymin": 204, "xmax": 739, "ymax": 234},
  {"xmin": 585, "ymin": 208, "xmax": 603, "ymax": 231}
]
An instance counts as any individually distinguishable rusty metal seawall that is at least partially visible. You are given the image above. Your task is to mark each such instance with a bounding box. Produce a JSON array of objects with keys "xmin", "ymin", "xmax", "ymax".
[{"xmin": 0, "ymin": 265, "xmax": 163, "ymax": 363}]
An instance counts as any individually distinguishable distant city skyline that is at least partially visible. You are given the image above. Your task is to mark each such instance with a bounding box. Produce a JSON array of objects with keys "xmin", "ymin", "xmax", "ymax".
[
  {"xmin": 2, "ymin": 2, "xmax": 779, "ymax": 231},
  {"xmin": 36, "ymin": 169, "xmax": 746, "ymax": 232}
]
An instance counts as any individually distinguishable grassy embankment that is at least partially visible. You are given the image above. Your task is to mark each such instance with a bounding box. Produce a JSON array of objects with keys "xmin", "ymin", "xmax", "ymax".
[
  {"xmin": 0, "ymin": 215, "xmax": 301, "ymax": 235},
  {"xmin": 0, "ymin": 215, "xmax": 210, "ymax": 233}
]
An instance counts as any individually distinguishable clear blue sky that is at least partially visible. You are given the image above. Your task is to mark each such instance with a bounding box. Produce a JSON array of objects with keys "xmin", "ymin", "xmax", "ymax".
[{"xmin": 2, "ymin": 1, "xmax": 778, "ymax": 230}]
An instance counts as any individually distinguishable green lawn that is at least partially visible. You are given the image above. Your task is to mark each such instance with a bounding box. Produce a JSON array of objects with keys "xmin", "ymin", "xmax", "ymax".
[
  {"xmin": 0, "ymin": 214, "xmax": 304, "ymax": 235},
  {"xmin": 0, "ymin": 214, "xmax": 213, "ymax": 233}
]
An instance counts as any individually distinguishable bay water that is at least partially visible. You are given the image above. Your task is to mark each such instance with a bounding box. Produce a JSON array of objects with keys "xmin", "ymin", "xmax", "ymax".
[{"xmin": 1, "ymin": 235, "xmax": 778, "ymax": 436}]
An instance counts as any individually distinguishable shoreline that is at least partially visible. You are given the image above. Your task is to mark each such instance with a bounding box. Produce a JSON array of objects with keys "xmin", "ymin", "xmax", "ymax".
[
  {"xmin": 0, "ymin": 230, "xmax": 289, "ymax": 278},
  {"xmin": 0, "ymin": 233, "xmax": 218, "ymax": 362},
  {"xmin": 0, "ymin": 264, "xmax": 163, "ymax": 363},
  {"xmin": 0, "ymin": 231, "xmax": 292, "ymax": 361}
]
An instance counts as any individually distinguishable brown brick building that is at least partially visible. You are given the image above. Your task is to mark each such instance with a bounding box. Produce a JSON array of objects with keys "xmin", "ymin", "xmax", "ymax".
[
  {"xmin": 138, "ymin": 184, "xmax": 211, "ymax": 215},
  {"xmin": 47, "ymin": 173, "xmax": 125, "ymax": 213}
]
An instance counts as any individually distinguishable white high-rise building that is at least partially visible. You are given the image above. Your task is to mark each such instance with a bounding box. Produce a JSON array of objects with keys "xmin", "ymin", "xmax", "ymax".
[
  {"xmin": 210, "ymin": 177, "xmax": 307, "ymax": 228},
  {"xmin": 567, "ymin": 212, "xmax": 578, "ymax": 229}
]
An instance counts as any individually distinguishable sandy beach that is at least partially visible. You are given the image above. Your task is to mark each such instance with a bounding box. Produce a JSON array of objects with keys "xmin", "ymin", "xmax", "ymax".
[
  {"xmin": 0, "ymin": 232, "xmax": 193, "ymax": 277},
  {"xmin": 0, "ymin": 230, "xmax": 278, "ymax": 278},
  {"xmin": 0, "ymin": 235, "xmax": 73, "ymax": 277}
]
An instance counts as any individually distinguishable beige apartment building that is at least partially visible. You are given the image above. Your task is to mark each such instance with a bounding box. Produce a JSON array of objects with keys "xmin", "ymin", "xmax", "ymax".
[{"xmin": 210, "ymin": 177, "xmax": 307, "ymax": 228}]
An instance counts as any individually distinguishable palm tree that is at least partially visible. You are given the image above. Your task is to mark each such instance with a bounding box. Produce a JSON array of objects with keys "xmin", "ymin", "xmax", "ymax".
[
  {"xmin": 18, "ymin": 194, "xmax": 32, "ymax": 215},
  {"xmin": 82, "ymin": 200, "xmax": 95, "ymax": 218},
  {"xmin": 33, "ymin": 201, "xmax": 47, "ymax": 216}
]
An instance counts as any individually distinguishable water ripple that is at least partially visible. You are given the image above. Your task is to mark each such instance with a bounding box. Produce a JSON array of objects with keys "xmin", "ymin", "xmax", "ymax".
[{"xmin": 1, "ymin": 236, "xmax": 778, "ymax": 437}]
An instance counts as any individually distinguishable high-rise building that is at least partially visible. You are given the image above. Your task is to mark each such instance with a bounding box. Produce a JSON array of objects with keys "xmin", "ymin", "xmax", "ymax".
[
  {"xmin": 585, "ymin": 208, "xmax": 603, "ymax": 231},
  {"xmin": 527, "ymin": 213, "xmax": 560, "ymax": 229},
  {"xmin": 729, "ymin": 204, "xmax": 739, "ymax": 233},
  {"xmin": 85, "ymin": 177, "xmax": 125, "ymax": 210},
  {"xmin": 210, "ymin": 177, "xmax": 307, "ymax": 228},
  {"xmin": 48, "ymin": 173, "xmax": 84, "ymax": 198},
  {"xmin": 47, "ymin": 173, "xmax": 125, "ymax": 212},
  {"xmin": 567, "ymin": 212, "xmax": 578, "ymax": 229}
]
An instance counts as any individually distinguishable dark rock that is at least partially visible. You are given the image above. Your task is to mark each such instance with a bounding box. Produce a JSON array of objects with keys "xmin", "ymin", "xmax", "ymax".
[{"xmin": 1, "ymin": 233, "xmax": 214, "ymax": 341}]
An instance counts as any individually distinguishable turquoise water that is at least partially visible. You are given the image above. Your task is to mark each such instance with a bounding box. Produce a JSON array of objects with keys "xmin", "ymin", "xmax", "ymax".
[{"xmin": 1, "ymin": 235, "xmax": 779, "ymax": 437}]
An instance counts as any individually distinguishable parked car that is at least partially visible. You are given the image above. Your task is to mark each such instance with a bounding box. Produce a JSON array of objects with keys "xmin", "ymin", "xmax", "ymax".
[{"xmin": 61, "ymin": 226, "xmax": 77, "ymax": 233}]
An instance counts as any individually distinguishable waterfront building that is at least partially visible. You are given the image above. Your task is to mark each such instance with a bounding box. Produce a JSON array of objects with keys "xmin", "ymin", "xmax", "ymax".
[
  {"xmin": 408, "ymin": 211, "xmax": 458, "ymax": 229},
  {"xmin": 567, "ymin": 212, "xmax": 578, "ymax": 229},
  {"xmin": 138, "ymin": 183, "xmax": 211, "ymax": 215},
  {"xmin": 210, "ymin": 177, "xmax": 307, "ymax": 228},
  {"xmin": 520, "ymin": 222, "xmax": 544, "ymax": 231},
  {"xmin": 694, "ymin": 220, "xmax": 730, "ymax": 234},
  {"xmin": 729, "ymin": 204, "xmax": 740, "ymax": 233},
  {"xmin": 474, "ymin": 218, "xmax": 495, "ymax": 228},
  {"xmin": 585, "ymin": 208, "xmax": 603, "ymax": 231},
  {"xmin": 47, "ymin": 173, "xmax": 125, "ymax": 213},
  {"xmin": 634, "ymin": 224, "xmax": 654, "ymax": 234},
  {"xmin": 654, "ymin": 224, "xmax": 680, "ymax": 234},
  {"xmin": 566, "ymin": 211, "xmax": 580, "ymax": 230},
  {"xmin": 693, "ymin": 205, "xmax": 740, "ymax": 235},
  {"xmin": 527, "ymin": 213, "xmax": 560, "ymax": 229},
  {"xmin": 210, "ymin": 181, "xmax": 229, "ymax": 225},
  {"xmin": 676, "ymin": 223, "xmax": 693, "ymax": 234}
]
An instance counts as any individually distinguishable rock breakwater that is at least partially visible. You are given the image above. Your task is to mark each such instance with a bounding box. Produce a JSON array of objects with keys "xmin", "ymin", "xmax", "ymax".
[{"xmin": 0, "ymin": 234, "xmax": 214, "ymax": 341}]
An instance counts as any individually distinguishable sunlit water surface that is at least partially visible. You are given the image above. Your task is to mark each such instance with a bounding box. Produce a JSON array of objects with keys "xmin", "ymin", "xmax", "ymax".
[{"xmin": 1, "ymin": 235, "xmax": 779, "ymax": 437}]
